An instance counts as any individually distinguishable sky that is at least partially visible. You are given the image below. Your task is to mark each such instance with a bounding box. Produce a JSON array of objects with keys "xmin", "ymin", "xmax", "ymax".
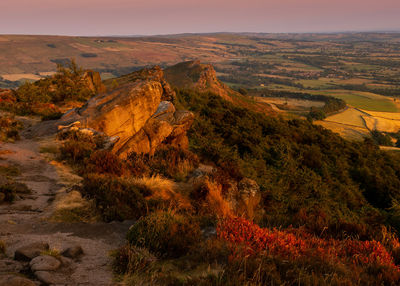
[{"xmin": 0, "ymin": 0, "xmax": 399, "ymax": 36}]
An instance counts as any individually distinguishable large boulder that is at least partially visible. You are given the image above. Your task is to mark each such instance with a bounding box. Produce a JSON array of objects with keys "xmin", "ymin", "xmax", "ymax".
[
  {"xmin": 61, "ymin": 79, "xmax": 164, "ymax": 152},
  {"xmin": 58, "ymin": 67, "xmax": 192, "ymax": 158},
  {"xmin": 26, "ymin": 66, "xmax": 193, "ymax": 157},
  {"xmin": 115, "ymin": 101, "xmax": 194, "ymax": 157},
  {"xmin": 14, "ymin": 242, "xmax": 49, "ymax": 261},
  {"xmin": 29, "ymin": 255, "xmax": 61, "ymax": 271}
]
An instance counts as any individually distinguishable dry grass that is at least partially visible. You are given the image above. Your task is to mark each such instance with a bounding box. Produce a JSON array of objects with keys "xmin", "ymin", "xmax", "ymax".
[
  {"xmin": 130, "ymin": 175, "xmax": 192, "ymax": 211},
  {"xmin": 41, "ymin": 248, "xmax": 61, "ymax": 258},
  {"xmin": 50, "ymin": 190, "xmax": 99, "ymax": 223},
  {"xmin": 203, "ymin": 180, "xmax": 233, "ymax": 218}
]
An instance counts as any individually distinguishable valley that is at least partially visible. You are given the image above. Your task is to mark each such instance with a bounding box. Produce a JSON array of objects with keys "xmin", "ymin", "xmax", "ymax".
[
  {"xmin": 2, "ymin": 33, "xmax": 400, "ymax": 142},
  {"xmin": 2, "ymin": 33, "xmax": 400, "ymax": 285}
]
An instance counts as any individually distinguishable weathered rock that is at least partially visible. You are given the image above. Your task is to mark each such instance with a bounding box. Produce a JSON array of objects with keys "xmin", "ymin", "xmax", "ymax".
[
  {"xmin": 0, "ymin": 275, "xmax": 36, "ymax": 286},
  {"xmin": 61, "ymin": 79, "xmax": 164, "ymax": 151},
  {"xmin": 14, "ymin": 242, "xmax": 49, "ymax": 261},
  {"xmin": 29, "ymin": 255, "xmax": 61, "ymax": 271},
  {"xmin": 61, "ymin": 245, "xmax": 83, "ymax": 259},
  {"xmin": 238, "ymin": 178, "xmax": 260, "ymax": 198},
  {"xmin": 26, "ymin": 65, "xmax": 193, "ymax": 157},
  {"xmin": 0, "ymin": 259, "xmax": 24, "ymax": 274},
  {"xmin": 226, "ymin": 178, "xmax": 262, "ymax": 220},
  {"xmin": 201, "ymin": 227, "xmax": 217, "ymax": 239},
  {"xmin": 191, "ymin": 164, "xmax": 215, "ymax": 179},
  {"xmin": 59, "ymin": 256, "xmax": 73, "ymax": 267},
  {"xmin": 83, "ymin": 70, "xmax": 106, "ymax": 94},
  {"xmin": 115, "ymin": 102, "xmax": 194, "ymax": 157},
  {"xmin": 164, "ymin": 60, "xmax": 237, "ymax": 102},
  {"xmin": 34, "ymin": 271, "xmax": 57, "ymax": 285}
]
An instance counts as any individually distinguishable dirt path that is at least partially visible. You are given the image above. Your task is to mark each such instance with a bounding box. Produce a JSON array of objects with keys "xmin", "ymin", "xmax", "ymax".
[{"xmin": 0, "ymin": 118, "xmax": 131, "ymax": 285}]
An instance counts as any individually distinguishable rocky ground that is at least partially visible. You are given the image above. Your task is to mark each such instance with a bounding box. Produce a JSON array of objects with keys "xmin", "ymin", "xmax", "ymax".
[{"xmin": 0, "ymin": 117, "xmax": 132, "ymax": 286}]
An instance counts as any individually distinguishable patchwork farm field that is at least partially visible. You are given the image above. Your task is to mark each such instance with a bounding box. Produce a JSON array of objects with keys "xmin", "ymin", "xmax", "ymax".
[
  {"xmin": 1, "ymin": 32, "xmax": 400, "ymax": 141},
  {"xmin": 309, "ymin": 90, "xmax": 400, "ymax": 113}
]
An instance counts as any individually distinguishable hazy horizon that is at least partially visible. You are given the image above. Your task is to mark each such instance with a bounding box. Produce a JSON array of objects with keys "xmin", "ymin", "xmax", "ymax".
[{"xmin": 0, "ymin": 0, "xmax": 399, "ymax": 36}]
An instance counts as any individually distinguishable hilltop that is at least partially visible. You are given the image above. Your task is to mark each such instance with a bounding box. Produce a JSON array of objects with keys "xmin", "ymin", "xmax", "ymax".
[{"xmin": 3, "ymin": 59, "xmax": 400, "ymax": 285}]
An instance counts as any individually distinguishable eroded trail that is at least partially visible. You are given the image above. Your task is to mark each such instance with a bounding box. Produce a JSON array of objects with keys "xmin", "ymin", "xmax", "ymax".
[{"xmin": 0, "ymin": 118, "xmax": 131, "ymax": 285}]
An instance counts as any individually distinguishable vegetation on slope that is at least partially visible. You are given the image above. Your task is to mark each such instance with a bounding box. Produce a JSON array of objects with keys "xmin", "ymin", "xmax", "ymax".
[
  {"xmin": 175, "ymin": 88, "xmax": 400, "ymax": 237},
  {"xmin": 0, "ymin": 60, "xmax": 101, "ymax": 119},
  {"xmin": 44, "ymin": 65, "xmax": 400, "ymax": 285}
]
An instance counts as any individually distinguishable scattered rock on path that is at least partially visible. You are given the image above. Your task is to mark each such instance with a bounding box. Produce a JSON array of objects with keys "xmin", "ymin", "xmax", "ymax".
[
  {"xmin": 29, "ymin": 255, "xmax": 61, "ymax": 271},
  {"xmin": 0, "ymin": 275, "xmax": 36, "ymax": 286},
  {"xmin": 0, "ymin": 259, "xmax": 24, "ymax": 274},
  {"xmin": 61, "ymin": 244, "xmax": 83, "ymax": 259},
  {"xmin": 14, "ymin": 242, "xmax": 49, "ymax": 261},
  {"xmin": 34, "ymin": 271, "xmax": 57, "ymax": 285}
]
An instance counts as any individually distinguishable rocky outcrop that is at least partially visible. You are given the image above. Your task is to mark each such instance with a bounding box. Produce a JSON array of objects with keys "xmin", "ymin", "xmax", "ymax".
[
  {"xmin": 83, "ymin": 70, "xmax": 106, "ymax": 94},
  {"xmin": 226, "ymin": 178, "xmax": 262, "ymax": 220},
  {"xmin": 57, "ymin": 67, "xmax": 193, "ymax": 158},
  {"xmin": 164, "ymin": 60, "xmax": 238, "ymax": 102}
]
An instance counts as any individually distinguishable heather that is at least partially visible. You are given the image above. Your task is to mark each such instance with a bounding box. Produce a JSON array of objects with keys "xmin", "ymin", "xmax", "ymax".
[{"xmin": 19, "ymin": 64, "xmax": 400, "ymax": 285}]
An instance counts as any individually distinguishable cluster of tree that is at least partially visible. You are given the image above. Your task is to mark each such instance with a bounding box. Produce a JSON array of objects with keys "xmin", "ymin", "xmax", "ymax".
[
  {"xmin": 287, "ymin": 55, "xmax": 342, "ymax": 69},
  {"xmin": 371, "ymin": 130, "xmax": 394, "ymax": 147},
  {"xmin": 251, "ymin": 89, "xmax": 347, "ymax": 120},
  {"xmin": 16, "ymin": 60, "xmax": 95, "ymax": 104}
]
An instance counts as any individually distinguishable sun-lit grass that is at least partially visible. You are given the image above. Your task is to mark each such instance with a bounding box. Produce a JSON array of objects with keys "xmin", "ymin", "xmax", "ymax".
[
  {"xmin": 310, "ymin": 90, "xmax": 399, "ymax": 112},
  {"xmin": 130, "ymin": 175, "xmax": 192, "ymax": 211},
  {"xmin": 41, "ymin": 248, "xmax": 61, "ymax": 258}
]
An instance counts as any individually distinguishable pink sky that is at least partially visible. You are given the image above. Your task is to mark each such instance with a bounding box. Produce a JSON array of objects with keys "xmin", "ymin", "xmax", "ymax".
[{"xmin": 0, "ymin": 0, "xmax": 399, "ymax": 35}]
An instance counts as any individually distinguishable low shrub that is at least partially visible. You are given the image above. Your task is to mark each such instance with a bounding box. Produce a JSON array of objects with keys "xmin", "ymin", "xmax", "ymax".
[
  {"xmin": 82, "ymin": 174, "xmax": 148, "ymax": 221},
  {"xmin": 112, "ymin": 244, "xmax": 156, "ymax": 275},
  {"xmin": 84, "ymin": 150, "xmax": 125, "ymax": 176},
  {"xmin": 0, "ymin": 115, "xmax": 23, "ymax": 142},
  {"xmin": 0, "ymin": 181, "xmax": 30, "ymax": 203},
  {"xmin": 128, "ymin": 146, "xmax": 199, "ymax": 180},
  {"xmin": 217, "ymin": 216, "xmax": 400, "ymax": 285},
  {"xmin": 126, "ymin": 211, "xmax": 202, "ymax": 258},
  {"xmin": 202, "ymin": 180, "xmax": 232, "ymax": 218},
  {"xmin": 59, "ymin": 139, "xmax": 96, "ymax": 163},
  {"xmin": 0, "ymin": 165, "xmax": 21, "ymax": 177},
  {"xmin": 131, "ymin": 175, "xmax": 192, "ymax": 211}
]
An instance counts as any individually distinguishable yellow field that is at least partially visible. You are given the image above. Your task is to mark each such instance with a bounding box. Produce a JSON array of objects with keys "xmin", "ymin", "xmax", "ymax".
[
  {"xmin": 317, "ymin": 107, "xmax": 400, "ymax": 140},
  {"xmin": 255, "ymin": 97, "xmax": 324, "ymax": 112},
  {"xmin": 315, "ymin": 120, "xmax": 370, "ymax": 141},
  {"xmin": 1, "ymin": 73, "xmax": 42, "ymax": 81},
  {"xmin": 323, "ymin": 108, "xmax": 367, "ymax": 128}
]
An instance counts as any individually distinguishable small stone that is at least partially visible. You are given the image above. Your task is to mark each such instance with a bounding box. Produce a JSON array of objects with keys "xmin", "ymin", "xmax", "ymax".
[
  {"xmin": 0, "ymin": 275, "xmax": 36, "ymax": 286},
  {"xmin": 59, "ymin": 256, "xmax": 73, "ymax": 267},
  {"xmin": 34, "ymin": 271, "xmax": 57, "ymax": 285},
  {"xmin": 61, "ymin": 245, "xmax": 83, "ymax": 259},
  {"xmin": 14, "ymin": 242, "xmax": 49, "ymax": 261},
  {"xmin": 0, "ymin": 259, "xmax": 24, "ymax": 274},
  {"xmin": 30, "ymin": 255, "xmax": 61, "ymax": 271}
]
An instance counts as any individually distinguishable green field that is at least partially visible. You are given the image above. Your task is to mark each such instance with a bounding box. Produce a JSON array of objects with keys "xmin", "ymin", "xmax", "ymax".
[{"xmin": 310, "ymin": 90, "xmax": 399, "ymax": 112}]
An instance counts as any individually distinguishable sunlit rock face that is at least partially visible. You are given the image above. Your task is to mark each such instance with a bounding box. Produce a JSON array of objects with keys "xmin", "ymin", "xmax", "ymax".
[{"xmin": 58, "ymin": 67, "xmax": 193, "ymax": 158}]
